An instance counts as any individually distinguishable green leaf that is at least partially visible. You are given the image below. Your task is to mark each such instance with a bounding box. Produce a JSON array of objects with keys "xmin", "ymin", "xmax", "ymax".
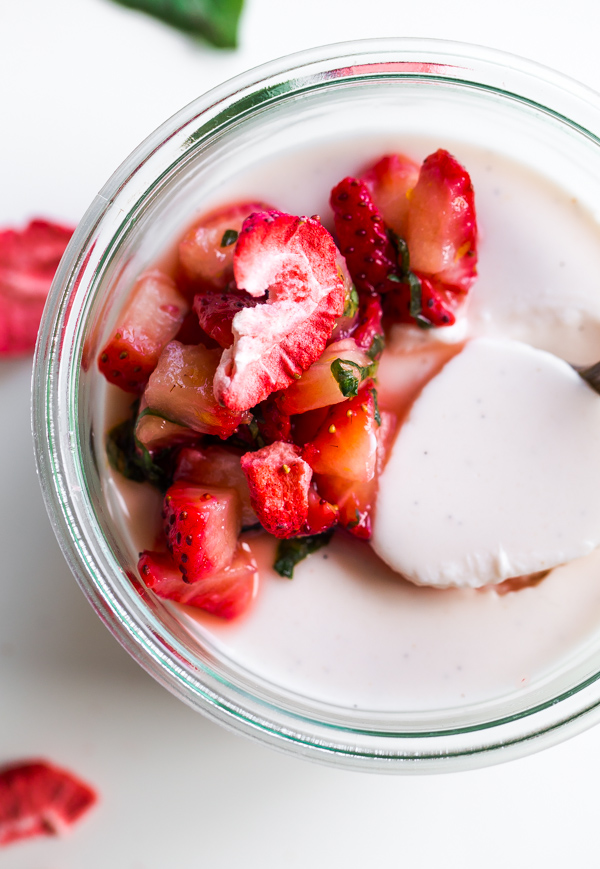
[
  {"xmin": 389, "ymin": 231, "xmax": 433, "ymax": 329},
  {"xmin": 111, "ymin": 0, "xmax": 245, "ymax": 49},
  {"xmin": 106, "ymin": 411, "xmax": 170, "ymax": 489},
  {"xmin": 370, "ymin": 387, "xmax": 381, "ymax": 426},
  {"xmin": 367, "ymin": 333, "xmax": 385, "ymax": 361},
  {"xmin": 330, "ymin": 358, "xmax": 377, "ymax": 399},
  {"xmin": 220, "ymin": 228, "xmax": 239, "ymax": 247},
  {"xmin": 343, "ymin": 284, "xmax": 360, "ymax": 318},
  {"xmin": 273, "ymin": 531, "xmax": 335, "ymax": 579}
]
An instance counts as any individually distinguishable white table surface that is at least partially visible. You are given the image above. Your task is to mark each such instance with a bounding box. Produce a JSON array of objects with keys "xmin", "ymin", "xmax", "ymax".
[{"xmin": 3, "ymin": 0, "xmax": 600, "ymax": 865}]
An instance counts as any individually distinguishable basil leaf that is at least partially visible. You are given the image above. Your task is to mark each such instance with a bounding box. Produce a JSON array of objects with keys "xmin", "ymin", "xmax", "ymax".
[
  {"xmin": 107, "ymin": 417, "xmax": 169, "ymax": 489},
  {"xmin": 274, "ymin": 531, "xmax": 334, "ymax": 579},
  {"xmin": 111, "ymin": 0, "xmax": 244, "ymax": 48},
  {"xmin": 370, "ymin": 387, "xmax": 381, "ymax": 426},
  {"xmin": 367, "ymin": 333, "xmax": 385, "ymax": 360},
  {"xmin": 221, "ymin": 228, "xmax": 238, "ymax": 247},
  {"xmin": 343, "ymin": 284, "xmax": 360, "ymax": 318},
  {"xmin": 331, "ymin": 358, "xmax": 377, "ymax": 398}
]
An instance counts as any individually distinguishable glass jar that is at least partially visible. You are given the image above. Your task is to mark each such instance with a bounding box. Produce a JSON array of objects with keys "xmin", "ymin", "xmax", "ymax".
[{"xmin": 33, "ymin": 38, "xmax": 600, "ymax": 772}]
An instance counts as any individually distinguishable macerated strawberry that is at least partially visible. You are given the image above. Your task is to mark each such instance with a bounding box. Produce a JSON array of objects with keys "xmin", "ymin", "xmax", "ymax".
[
  {"xmin": 384, "ymin": 272, "xmax": 458, "ymax": 328},
  {"xmin": 162, "ymin": 481, "xmax": 241, "ymax": 581},
  {"xmin": 213, "ymin": 211, "xmax": 346, "ymax": 413},
  {"xmin": 305, "ymin": 487, "xmax": 338, "ymax": 534},
  {"xmin": 0, "ymin": 219, "xmax": 74, "ymax": 356},
  {"xmin": 406, "ymin": 148, "xmax": 477, "ymax": 290},
  {"xmin": 174, "ymin": 308, "xmax": 217, "ymax": 347},
  {"xmin": 240, "ymin": 441, "xmax": 313, "ymax": 538},
  {"xmin": 302, "ymin": 388, "xmax": 379, "ymax": 482},
  {"xmin": 144, "ymin": 341, "xmax": 249, "ymax": 438},
  {"xmin": 253, "ymin": 395, "xmax": 293, "ymax": 446},
  {"xmin": 98, "ymin": 270, "xmax": 189, "ymax": 392},
  {"xmin": 139, "ymin": 543, "xmax": 258, "ymax": 619},
  {"xmin": 174, "ymin": 445, "xmax": 257, "ymax": 527},
  {"xmin": 134, "ymin": 409, "xmax": 198, "ymax": 454},
  {"xmin": 361, "ymin": 153, "xmax": 420, "ymax": 238},
  {"xmin": 193, "ymin": 290, "xmax": 258, "ymax": 348},
  {"xmin": 277, "ymin": 338, "xmax": 375, "ymax": 415},
  {"xmin": 330, "ymin": 177, "xmax": 401, "ymax": 296},
  {"xmin": 351, "ymin": 292, "xmax": 384, "ymax": 358},
  {"xmin": 178, "ymin": 201, "xmax": 271, "ymax": 292},
  {"xmin": 0, "ymin": 759, "xmax": 96, "ymax": 846}
]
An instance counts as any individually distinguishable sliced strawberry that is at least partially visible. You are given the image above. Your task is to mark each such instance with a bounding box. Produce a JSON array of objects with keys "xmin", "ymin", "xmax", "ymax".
[
  {"xmin": 330, "ymin": 177, "xmax": 400, "ymax": 297},
  {"xmin": 291, "ymin": 406, "xmax": 330, "ymax": 446},
  {"xmin": 405, "ymin": 148, "xmax": 477, "ymax": 290},
  {"xmin": 193, "ymin": 290, "xmax": 258, "ymax": 349},
  {"xmin": 361, "ymin": 153, "xmax": 420, "ymax": 238},
  {"xmin": 144, "ymin": 341, "xmax": 249, "ymax": 439},
  {"xmin": 277, "ymin": 338, "xmax": 375, "ymax": 415},
  {"xmin": 351, "ymin": 292, "xmax": 384, "ymax": 358},
  {"xmin": 213, "ymin": 211, "xmax": 346, "ymax": 413},
  {"xmin": 134, "ymin": 407, "xmax": 199, "ymax": 454},
  {"xmin": 302, "ymin": 388, "xmax": 379, "ymax": 482},
  {"xmin": 174, "ymin": 445, "xmax": 257, "ymax": 527},
  {"xmin": 174, "ymin": 308, "xmax": 217, "ymax": 347},
  {"xmin": 98, "ymin": 270, "xmax": 189, "ymax": 392},
  {"xmin": 253, "ymin": 394, "xmax": 293, "ymax": 446},
  {"xmin": 384, "ymin": 272, "xmax": 458, "ymax": 328},
  {"xmin": 178, "ymin": 200, "xmax": 271, "ymax": 292},
  {"xmin": 305, "ymin": 487, "xmax": 338, "ymax": 534},
  {"xmin": 240, "ymin": 441, "xmax": 313, "ymax": 538},
  {"xmin": 138, "ymin": 543, "xmax": 258, "ymax": 620},
  {"xmin": 162, "ymin": 480, "xmax": 241, "ymax": 580},
  {"xmin": 0, "ymin": 759, "xmax": 96, "ymax": 846},
  {"xmin": 0, "ymin": 219, "xmax": 74, "ymax": 356}
]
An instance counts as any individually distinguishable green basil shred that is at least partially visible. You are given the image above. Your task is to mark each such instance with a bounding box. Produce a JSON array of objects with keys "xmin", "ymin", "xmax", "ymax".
[{"xmin": 273, "ymin": 531, "xmax": 335, "ymax": 579}]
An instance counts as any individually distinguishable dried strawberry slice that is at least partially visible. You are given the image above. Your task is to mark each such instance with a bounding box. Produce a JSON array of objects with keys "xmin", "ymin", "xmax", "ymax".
[
  {"xmin": 0, "ymin": 759, "xmax": 96, "ymax": 846},
  {"xmin": 0, "ymin": 219, "xmax": 74, "ymax": 356},
  {"xmin": 213, "ymin": 211, "xmax": 346, "ymax": 413}
]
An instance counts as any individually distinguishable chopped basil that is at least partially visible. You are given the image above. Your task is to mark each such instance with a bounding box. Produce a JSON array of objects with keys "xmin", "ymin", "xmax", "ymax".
[
  {"xmin": 220, "ymin": 228, "xmax": 239, "ymax": 247},
  {"xmin": 106, "ymin": 415, "xmax": 169, "ymax": 489},
  {"xmin": 343, "ymin": 284, "xmax": 360, "ymax": 318},
  {"xmin": 110, "ymin": 0, "xmax": 244, "ymax": 48},
  {"xmin": 389, "ymin": 231, "xmax": 433, "ymax": 329},
  {"xmin": 331, "ymin": 358, "xmax": 377, "ymax": 398},
  {"xmin": 273, "ymin": 531, "xmax": 335, "ymax": 579},
  {"xmin": 370, "ymin": 387, "xmax": 381, "ymax": 426},
  {"xmin": 367, "ymin": 333, "xmax": 385, "ymax": 360}
]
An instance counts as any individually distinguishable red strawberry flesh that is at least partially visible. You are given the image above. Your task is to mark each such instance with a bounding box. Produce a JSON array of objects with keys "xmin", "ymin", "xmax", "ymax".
[
  {"xmin": 193, "ymin": 290, "xmax": 258, "ymax": 348},
  {"xmin": 361, "ymin": 153, "xmax": 420, "ymax": 239},
  {"xmin": 0, "ymin": 219, "xmax": 74, "ymax": 356},
  {"xmin": 213, "ymin": 211, "xmax": 346, "ymax": 413}
]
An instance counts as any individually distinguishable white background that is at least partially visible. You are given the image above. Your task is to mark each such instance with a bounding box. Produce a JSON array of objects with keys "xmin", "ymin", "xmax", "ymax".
[{"xmin": 2, "ymin": 0, "xmax": 600, "ymax": 865}]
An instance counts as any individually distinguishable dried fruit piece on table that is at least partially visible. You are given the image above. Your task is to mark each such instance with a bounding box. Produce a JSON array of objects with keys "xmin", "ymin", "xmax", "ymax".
[
  {"xmin": 0, "ymin": 759, "xmax": 96, "ymax": 847},
  {"xmin": 0, "ymin": 219, "xmax": 74, "ymax": 356},
  {"xmin": 213, "ymin": 211, "xmax": 346, "ymax": 413}
]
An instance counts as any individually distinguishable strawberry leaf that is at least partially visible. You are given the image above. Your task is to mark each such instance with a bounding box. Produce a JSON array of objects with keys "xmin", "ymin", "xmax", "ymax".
[
  {"xmin": 273, "ymin": 530, "xmax": 334, "ymax": 579},
  {"xmin": 111, "ymin": 0, "xmax": 244, "ymax": 48}
]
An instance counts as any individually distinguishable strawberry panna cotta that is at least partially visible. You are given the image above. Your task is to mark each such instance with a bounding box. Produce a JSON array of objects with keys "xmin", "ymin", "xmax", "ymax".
[{"xmin": 101, "ymin": 148, "xmax": 479, "ymax": 620}]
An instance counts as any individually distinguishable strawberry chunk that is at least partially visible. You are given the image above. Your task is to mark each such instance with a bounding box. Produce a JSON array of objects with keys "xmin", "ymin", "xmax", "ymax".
[
  {"xmin": 253, "ymin": 394, "xmax": 293, "ymax": 446},
  {"xmin": 305, "ymin": 487, "xmax": 338, "ymax": 534},
  {"xmin": 361, "ymin": 153, "xmax": 420, "ymax": 238},
  {"xmin": 98, "ymin": 270, "xmax": 189, "ymax": 392},
  {"xmin": 178, "ymin": 200, "xmax": 271, "ymax": 292},
  {"xmin": 174, "ymin": 445, "xmax": 257, "ymax": 527},
  {"xmin": 406, "ymin": 148, "xmax": 477, "ymax": 290},
  {"xmin": 162, "ymin": 481, "xmax": 241, "ymax": 580},
  {"xmin": 213, "ymin": 211, "xmax": 346, "ymax": 413},
  {"xmin": 384, "ymin": 272, "xmax": 458, "ymax": 328},
  {"xmin": 0, "ymin": 759, "xmax": 96, "ymax": 846},
  {"xmin": 351, "ymin": 292, "xmax": 384, "ymax": 358},
  {"xmin": 139, "ymin": 544, "xmax": 258, "ymax": 619},
  {"xmin": 302, "ymin": 388, "xmax": 379, "ymax": 482},
  {"xmin": 330, "ymin": 178, "xmax": 401, "ymax": 297},
  {"xmin": 240, "ymin": 441, "xmax": 313, "ymax": 538},
  {"xmin": 144, "ymin": 341, "xmax": 249, "ymax": 439},
  {"xmin": 193, "ymin": 290, "xmax": 258, "ymax": 348},
  {"xmin": 0, "ymin": 219, "xmax": 74, "ymax": 356}
]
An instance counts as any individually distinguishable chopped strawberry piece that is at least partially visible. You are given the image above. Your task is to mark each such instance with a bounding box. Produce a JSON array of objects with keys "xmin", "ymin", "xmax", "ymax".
[
  {"xmin": 213, "ymin": 211, "xmax": 346, "ymax": 413},
  {"xmin": 0, "ymin": 219, "xmax": 74, "ymax": 356},
  {"xmin": 134, "ymin": 407, "xmax": 198, "ymax": 454},
  {"xmin": 178, "ymin": 200, "xmax": 271, "ymax": 292},
  {"xmin": 240, "ymin": 441, "xmax": 313, "ymax": 538},
  {"xmin": 98, "ymin": 270, "xmax": 189, "ymax": 392},
  {"xmin": 174, "ymin": 308, "xmax": 217, "ymax": 347},
  {"xmin": 305, "ymin": 487, "xmax": 338, "ymax": 534},
  {"xmin": 406, "ymin": 148, "xmax": 477, "ymax": 290},
  {"xmin": 277, "ymin": 338, "xmax": 375, "ymax": 415},
  {"xmin": 144, "ymin": 341, "xmax": 249, "ymax": 439},
  {"xmin": 253, "ymin": 395, "xmax": 293, "ymax": 446},
  {"xmin": 330, "ymin": 178, "xmax": 401, "ymax": 296},
  {"xmin": 139, "ymin": 544, "xmax": 258, "ymax": 619},
  {"xmin": 302, "ymin": 388, "xmax": 379, "ymax": 482},
  {"xmin": 351, "ymin": 292, "xmax": 384, "ymax": 357},
  {"xmin": 174, "ymin": 445, "xmax": 257, "ymax": 527},
  {"xmin": 193, "ymin": 290, "xmax": 258, "ymax": 348},
  {"xmin": 361, "ymin": 153, "xmax": 420, "ymax": 238},
  {"xmin": 384, "ymin": 272, "xmax": 458, "ymax": 328},
  {"xmin": 291, "ymin": 406, "xmax": 330, "ymax": 446},
  {"xmin": 162, "ymin": 481, "xmax": 241, "ymax": 580},
  {"xmin": 0, "ymin": 759, "xmax": 96, "ymax": 846}
]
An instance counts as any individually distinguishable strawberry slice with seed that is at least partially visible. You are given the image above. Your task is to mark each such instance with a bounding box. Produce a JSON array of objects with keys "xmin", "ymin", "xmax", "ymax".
[
  {"xmin": 213, "ymin": 211, "xmax": 346, "ymax": 413},
  {"xmin": 0, "ymin": 759, "xmax": 96, "ymax": 846},
  {"xmin": 193, "ymin": 290, "xmax": 258, "ymax": 348},
  {"xmin": 138, "ymin": 543, "xmax": 258, "ymax": 619},
  {"xmin": 240, "ymin": 441, "xmax": 313, "ymax": 538},
  {"xmin": 351, "ymin": 292, "xmax": 384, "ymax": 358},
  {"xmin": 98, "ymin": 270, "xmax": 189, "ymax": 392},
  {"xmin": 405, "ymin": 148, "xmax": 477, "ymax": 290},
  {"xmin": 174, "ymin": 445, "xmax": 257, "ymax": 527},
  {"xmin": 330, "ymin": 177, "xmax": 401, "ymax": 297},
  {"xmin": 0, "ymin": 219, "xmax": 74, "ymax": 356},
  {"xmin": 162, "ymin": 481, "xmax": 241, "ymax": 581},
  {"xmin": 305, "ymin": 487, "xmax": 338, "ymax": 534},
  {"xmin": 361, "ymin": 153, "xmax": 420, "ymax": 239}
]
